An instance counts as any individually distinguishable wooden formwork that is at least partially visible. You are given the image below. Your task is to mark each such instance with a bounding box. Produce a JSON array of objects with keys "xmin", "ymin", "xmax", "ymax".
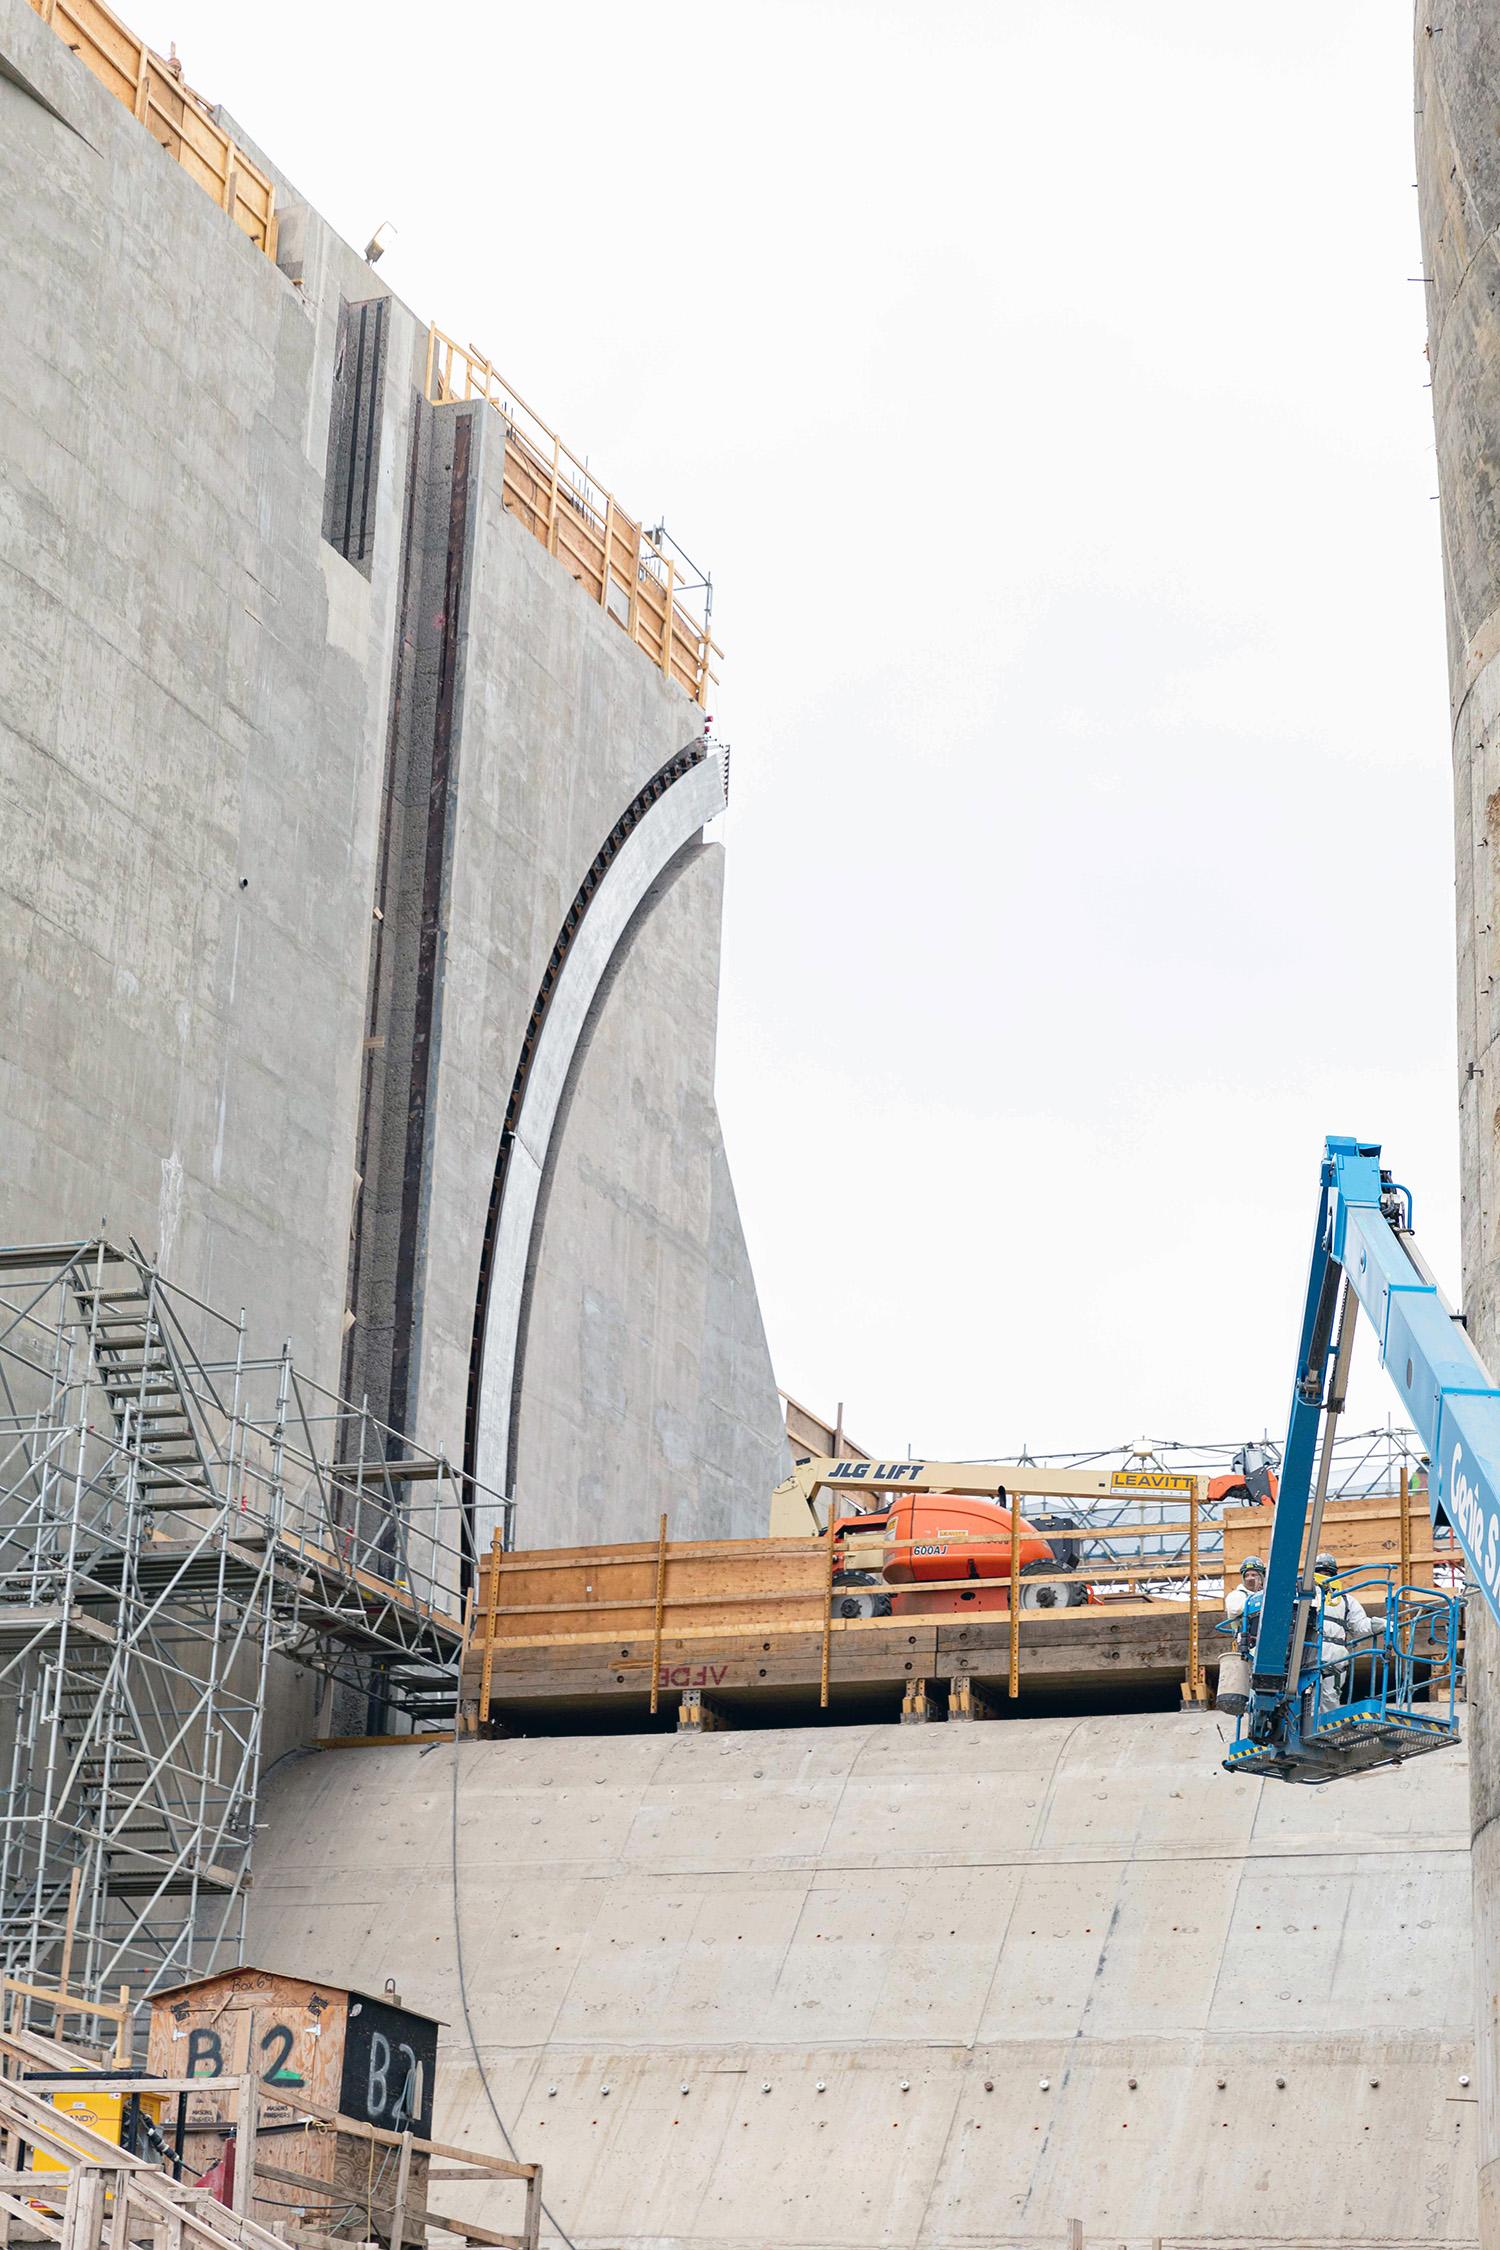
[
  {"xmin": 463, "ymin": 1517, "xmax": 1223, "ymax": 1730},
  {"xmin": 468, "ymin": 1608, "xmax": 1219, "ymax": 1722}
]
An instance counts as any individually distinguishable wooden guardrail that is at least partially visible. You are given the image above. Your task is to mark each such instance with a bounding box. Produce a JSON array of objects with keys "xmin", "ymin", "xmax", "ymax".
[
  {"xmin": 467, "ymin": 1491, "xmax": 1218, "ymax": 1722},
  {"xmin": 1221, "ymin": 1477, "xmax": 1453, "ymax": 1591},
  {"xmin": 31, "ymin": 0, "xmax": 732, "ymax": 734},
  {"xmin": 28, "ymin": 0, "xmax": 277, "ymax": 255},
  {"xmin": 1, "ymin": 1974, "xmax": 131, "ymax": 2065},
  {"xmin": 0, "ymin": 2034, "xmax": 291, "ymax": 2250},
  {"xmin": 425, "ymin": 330, "xmax": 720, "ymax": 707}
]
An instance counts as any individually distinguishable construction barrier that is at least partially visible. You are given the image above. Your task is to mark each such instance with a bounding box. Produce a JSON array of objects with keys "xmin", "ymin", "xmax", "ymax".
[
  {"xmin": 28, "ymin": 0, "xmax": 277, "ymax": 255},
  {"xmin": 1220, "ymin": 1480, "xmax": 1456, "ymax": 1591},
  {"xmin": 466, "ymin": 1486, "xmax": 1223, "ymax": 1723},
  {"xmin": 425, "ymin": 330, "xmax": 721, "ymax": 707}
]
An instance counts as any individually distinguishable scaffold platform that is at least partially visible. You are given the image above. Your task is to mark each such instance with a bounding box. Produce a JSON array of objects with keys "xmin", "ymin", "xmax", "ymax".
[{"xmin": 0, "ymin": 1241, "xmax": 482, "ymax": 2026}]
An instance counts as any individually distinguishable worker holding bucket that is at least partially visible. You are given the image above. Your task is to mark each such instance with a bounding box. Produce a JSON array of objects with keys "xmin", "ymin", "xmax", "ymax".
[{"xmin": 1215, "ymin": 1554, "xmax": 1265, "ymax": 1714}]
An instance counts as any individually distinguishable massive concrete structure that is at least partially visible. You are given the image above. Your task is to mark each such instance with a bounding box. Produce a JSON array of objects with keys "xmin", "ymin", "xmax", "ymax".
[
  {"xmin": 0, "ymin": 0, "xmax": 783, "ymax": 1550},
  {"xmin": 1419, "ymin": 10, "xmax": 1500, "ymax": 2237},
  {"xmin": 12, "ymin": 14, "xmax": 1476, "ymax": 2242},
  {"xmin": 250, "ymin": 1712, "xmax": 1477, "ymax": 2248}
]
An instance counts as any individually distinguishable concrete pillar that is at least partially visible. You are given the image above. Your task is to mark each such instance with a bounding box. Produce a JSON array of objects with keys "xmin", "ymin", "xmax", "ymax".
[{"xmin": 1417, "ymin": 12, "xmax": 1500, "ymax": 2236}]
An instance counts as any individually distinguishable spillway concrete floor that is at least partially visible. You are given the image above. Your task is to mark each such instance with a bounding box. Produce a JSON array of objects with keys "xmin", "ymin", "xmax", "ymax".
[{"xmin": 250, "ymin": 1709, "xmax": 1475, "ymax": 2249}]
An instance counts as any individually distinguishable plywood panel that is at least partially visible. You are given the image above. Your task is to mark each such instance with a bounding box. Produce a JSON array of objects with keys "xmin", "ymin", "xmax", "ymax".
[
  {"xmin": 30, "ymin": 0, "xmax": 276, "ymax": 252},
  {"xmin": 1222, "ymin": 1494, "xmax": 1441, "ymax": 1588},
  {"xmin": 476, "ymin": 1537, "xmax": 830, "ymax": 1640},
  {"xmin": 147, "ymin": 1968, "xmax": 349, "ymax": 2131}
]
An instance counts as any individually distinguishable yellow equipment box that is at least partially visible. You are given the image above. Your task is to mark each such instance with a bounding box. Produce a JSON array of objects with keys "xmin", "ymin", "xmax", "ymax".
[{"xmin": 29, "ymin": 2080, "xmax": 166, "ymax": 2173}]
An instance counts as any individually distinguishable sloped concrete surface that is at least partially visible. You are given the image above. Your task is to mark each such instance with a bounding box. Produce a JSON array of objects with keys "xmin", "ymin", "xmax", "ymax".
[{"xmin": 250, "ymin": 1713, "xmax": 1476, "ymax": 2247}]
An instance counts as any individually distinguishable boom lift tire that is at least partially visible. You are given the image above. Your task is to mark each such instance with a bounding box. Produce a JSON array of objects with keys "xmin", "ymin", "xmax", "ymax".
[
  {"xmin": 1017, "ymin": 1562, "xmax": 1087, "ymax": 1612},
  {"xmin": 833, "ymin": 1572, "xmax": 894, "ymax": 1619}
]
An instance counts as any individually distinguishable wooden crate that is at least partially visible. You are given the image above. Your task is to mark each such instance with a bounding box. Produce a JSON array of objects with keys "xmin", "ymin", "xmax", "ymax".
[{"xmin": 147, "ymin": 1968, "xmax": 437, "ymax": 2242}]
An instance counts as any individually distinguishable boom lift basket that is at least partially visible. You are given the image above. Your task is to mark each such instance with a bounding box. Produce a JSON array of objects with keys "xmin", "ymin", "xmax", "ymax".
[
  {"xmin": 1223, "ymin": 1138, "xmax": 1480, "ymax": 1786},
  {"xmin": 1223, "ymin": 1571, "xmax": 1461, "ymax": 1783}
]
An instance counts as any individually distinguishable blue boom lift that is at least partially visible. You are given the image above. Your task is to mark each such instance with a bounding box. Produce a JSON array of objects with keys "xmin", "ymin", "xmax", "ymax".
[{"xmin": 1224, "ymin": 1136, "xmax": 1491, "ymax": 1783}]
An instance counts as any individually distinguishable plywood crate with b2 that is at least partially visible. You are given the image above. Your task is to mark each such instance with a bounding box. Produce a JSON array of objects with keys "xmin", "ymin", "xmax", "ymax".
[{"xmin": 147, "ymin": 1966, "xmax": 438, "ymax": 2240}]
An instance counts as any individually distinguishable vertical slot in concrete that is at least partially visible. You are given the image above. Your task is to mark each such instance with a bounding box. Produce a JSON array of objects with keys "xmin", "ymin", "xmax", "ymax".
[{"xmin": 322, "ymin": 296, "xmax": 388, "ymax": 574}]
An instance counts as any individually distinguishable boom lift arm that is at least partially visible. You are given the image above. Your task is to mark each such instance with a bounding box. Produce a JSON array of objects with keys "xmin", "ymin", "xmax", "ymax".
[
  {"xmin": 769, "ymin": 1457, "xmax": 1125, "ymax": 1538},
  {"xmin": 1227, "ymin": 1136, "xmax": 1489, "ymax": 1781}
]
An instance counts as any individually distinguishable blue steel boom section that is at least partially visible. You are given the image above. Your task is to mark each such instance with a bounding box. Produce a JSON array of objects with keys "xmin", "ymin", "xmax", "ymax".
[{"xmin": 1226, "ymin": 1138, "xmax": 1476, "ymax": 1783}]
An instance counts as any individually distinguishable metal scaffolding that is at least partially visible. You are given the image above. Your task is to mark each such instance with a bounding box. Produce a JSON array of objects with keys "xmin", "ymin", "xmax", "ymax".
[
  {"xmin": 0, "ymin": 1241, "xmax": 481, "ymax": 2039},
  {"xmin": 984, "ymin": 1427, "xmax": 1432, "ymax": 1576}
]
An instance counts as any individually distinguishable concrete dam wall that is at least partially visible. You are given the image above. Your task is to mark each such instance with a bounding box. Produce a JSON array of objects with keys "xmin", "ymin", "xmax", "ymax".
[
  {"xmin": 249, "ymin": 1711, "xmax": 1476, "ymax": 2248},
  {"xmin": 0, "ymin": 0, "xmax": 783, "ymax": 1548},
  {"xmin": 1418, "ymin": 5, "xmax": 1500, "ymax": 2237}
]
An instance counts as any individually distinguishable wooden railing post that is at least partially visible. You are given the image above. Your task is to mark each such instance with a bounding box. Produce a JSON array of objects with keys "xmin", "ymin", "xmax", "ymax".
[
  {"xmin": 1008, "ymin": 1497, "xmax": 1021, "ymax": 1698},
  {"xmin": 478, "ymin": 1527, "xmax": 502, "ymax": 1728},
  {"xmin": 820, "ymin": 1516, "xmax": 837, "ymax": 1709},
  {"xmin": 62, "ymin": 2165, "xmax": 106, "ymax": 2250},
  {"xmin": 626, "ymin": 527, "xmax": 642, "ymax": 649},
  {"xmin": 1184, "ymin": 1479, "xmax": 1202, "ymax": 1705},
  {"xmin": 660, "ymin": 559, "xmax": 676, "ymax": 678},
  {"xmin": 231, "ymin": 2076, "xmax": 256, "ymax": 2218},
  {"xmin": 649, "ymin": 1513, "xmax": 668, "ymax": 1715},
  {"xmin": 599, "ymin": 493, "xmax": 616, "ymax": 617},
  {"xmin": 388, "ymin": 2128, "xmax": 414, "ymax": 2249},
  {"xmin": 545, "ymin": 439, "xmax": 562, "ymax": 556},
  {"xmin": 522, "ymin": 2164, "xmax": 543, "ymax": 2250}
]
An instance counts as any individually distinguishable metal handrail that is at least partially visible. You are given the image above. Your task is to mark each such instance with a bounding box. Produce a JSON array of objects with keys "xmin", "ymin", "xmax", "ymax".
[{"xmin": 1287, "ymin": 1571, "xmax": 1463, "ymax": 1733}]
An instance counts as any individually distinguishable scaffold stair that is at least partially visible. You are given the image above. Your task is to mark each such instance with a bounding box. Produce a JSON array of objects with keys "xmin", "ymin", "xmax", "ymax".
[
  {"xmin": 72, "ymin": 1260, "xmax": 215, "ymax": 1506},
  {"xmin": 0, "ymin": 1238, "xmax": 483, "ymax": 2014}
]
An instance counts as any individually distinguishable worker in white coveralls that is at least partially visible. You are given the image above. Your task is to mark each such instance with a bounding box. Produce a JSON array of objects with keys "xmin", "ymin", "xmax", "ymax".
[
  {"xmin": 1214, "ymin": 1554, "xmax": 1265, "ymax": 1715},
  {"xmin": 1311, "ymin": 1552, "xmax": 1373, "ymax": 1704}
]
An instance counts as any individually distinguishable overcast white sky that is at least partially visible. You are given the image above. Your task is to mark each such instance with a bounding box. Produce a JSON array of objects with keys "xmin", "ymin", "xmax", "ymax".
[{"xmin": 136, "ymin": 0, "xmax": 1456, "ymax": 1460}]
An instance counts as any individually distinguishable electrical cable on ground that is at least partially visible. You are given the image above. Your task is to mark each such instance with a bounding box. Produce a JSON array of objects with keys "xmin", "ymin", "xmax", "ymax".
[{"xmin": 449, "ymin": 1735, "xmax": 582, "ymax": 2250}]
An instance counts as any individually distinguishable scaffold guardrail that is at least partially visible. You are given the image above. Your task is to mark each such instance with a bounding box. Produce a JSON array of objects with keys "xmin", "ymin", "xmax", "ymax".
[{"xmin": 0, "ymin": 1241, "xmax": 488, "ymax": 2019}]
